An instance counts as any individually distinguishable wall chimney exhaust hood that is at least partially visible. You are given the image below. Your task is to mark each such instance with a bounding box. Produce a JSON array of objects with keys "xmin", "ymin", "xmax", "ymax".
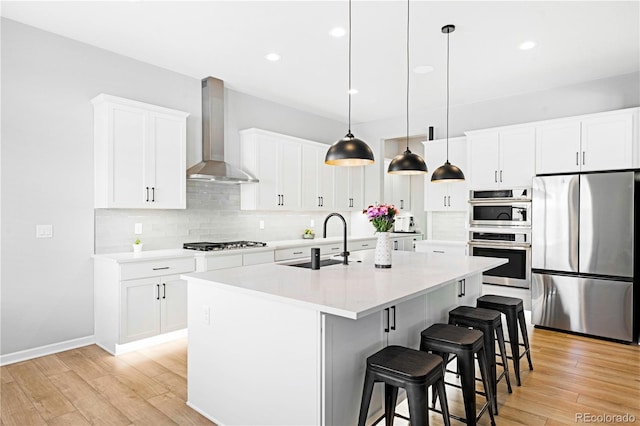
[{"xmin": 186, "ymin": 77, "xmax": 258, "ymax": 183}]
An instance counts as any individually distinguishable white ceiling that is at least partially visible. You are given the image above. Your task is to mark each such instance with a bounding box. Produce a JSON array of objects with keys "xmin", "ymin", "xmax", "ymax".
[{"xmin": 2, "ymin": 1, "xmax": 639, "ymax": 124}]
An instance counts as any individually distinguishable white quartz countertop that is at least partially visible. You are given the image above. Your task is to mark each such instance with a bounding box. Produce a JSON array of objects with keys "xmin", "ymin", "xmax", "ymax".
[
  {"xmin": 182, "ymin": 251, "xmax": 506, "ymax": 320},
  {"xmin": 92, "ymin": 249, "xmax": 196, "ymax": 263}
]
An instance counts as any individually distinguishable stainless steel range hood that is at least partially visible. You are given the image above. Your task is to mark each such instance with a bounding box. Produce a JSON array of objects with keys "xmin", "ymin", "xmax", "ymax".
[{"xmin": 186, "ymin": 77, "xmax": 258, "ymax": 183}]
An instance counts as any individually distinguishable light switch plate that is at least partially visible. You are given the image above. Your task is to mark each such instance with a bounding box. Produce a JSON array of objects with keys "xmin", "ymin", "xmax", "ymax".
[
  {"xmin": 134, "ymin": 223, "xmax": 143, "ymax": 234},
  {"xmin": 36, "ymin": 224, "xmax": 53, "ymax": 238}
]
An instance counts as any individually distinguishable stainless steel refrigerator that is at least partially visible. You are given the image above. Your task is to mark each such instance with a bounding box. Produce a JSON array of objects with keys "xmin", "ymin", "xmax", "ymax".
[{"xmin": 531, "ymin": 171, "xmax": 638, "ymax": 342}]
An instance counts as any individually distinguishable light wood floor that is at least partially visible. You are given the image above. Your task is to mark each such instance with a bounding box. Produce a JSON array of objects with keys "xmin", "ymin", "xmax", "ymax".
[{"xmin": 1, "ymin": 328, "xmax": 639, "ymax": 425}]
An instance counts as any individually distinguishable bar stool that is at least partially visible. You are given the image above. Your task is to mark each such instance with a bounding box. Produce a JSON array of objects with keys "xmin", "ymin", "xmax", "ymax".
[
  {"xmin": 358, "ymin": 345, "xmax": 450, "ymax": 426},
  {"xmin": 477, "ymin": 295, "xmax": 533, "ymax": 386},
  {"xmin": 448, "ymin": 305, "xmax": 513, "ymax": 415},
  {"xmin": 420, "ymin": 323, "xmax": 496, "ymax": 426}
]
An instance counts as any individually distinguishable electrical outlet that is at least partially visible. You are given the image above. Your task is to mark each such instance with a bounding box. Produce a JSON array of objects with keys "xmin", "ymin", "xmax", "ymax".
[
  {"xmin": 310, "ymin": 219, "xmax": 315, "ymax": 228},
  {"xmin": 259, "ymin": 220, "xmax": 265, "ymax": 230},
  {"xmin": 36, "ymin": 224, "xmax": 53, "ymax": 239},
  {"xmin": 203, "ymin": 305, "xmax": 210, "ymax": 325},
  {"xmin": 134, "ymin": 223, "xmax": 143, "ymax": 234}
]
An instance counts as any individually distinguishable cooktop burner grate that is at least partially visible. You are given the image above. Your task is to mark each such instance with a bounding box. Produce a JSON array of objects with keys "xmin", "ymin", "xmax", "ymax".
[{"xmin": 183, "ymin": 241, "xmax": 267, "ymax": 251}]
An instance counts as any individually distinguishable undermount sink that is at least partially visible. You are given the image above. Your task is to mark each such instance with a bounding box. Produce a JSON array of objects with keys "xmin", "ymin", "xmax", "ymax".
[{"xmin": 288, "ymin": 258, "xmax": 345, "ymax": 269}]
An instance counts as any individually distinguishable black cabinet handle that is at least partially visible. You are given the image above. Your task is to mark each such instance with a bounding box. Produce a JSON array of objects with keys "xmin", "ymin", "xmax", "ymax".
[
  {"xmin": 156, "ymin": 284, "xmax": 160, "ymax": 300},
  {"xmin": 384, "ymin": 308, "xmax": 390, "ymax": 333},
  {"xmin": 146, "ymin": 187, "xmax": 150, "ymax": 202},
  {"xmin": 448, "ymin": 196, "xmax": 451, "ymax": 207},
  {"xmin": 152, "ymin": 266, "xmax": 170, "ymax": 271},
  {"xmin": 162, "ymin": 283, "xmax": 166, "ymax": 299},
  {"xmin": 152, "ymin": 187, "xmax": 155, "ymax": 202},
  {"xmin": 494, "ymin": 170, "xmax": 498, "ymax": 183},
  {"xmin": 576, "ymin": 152, "xmax": 579, "ymax": 166},
  {"xmin": 462, "ymin": 279, "xmax": 466, "ymax": 296},
  {"xmin": 361, "ymin": 244, "xmax": 369, "ymax": 247},
  {"xmin": 390, "ymin": 306, "xmax": 396, "ymax": 331},
  {"xmin": 499, "ymin": 171, "xmax": 503, "ymax": 183},
  {"xmin": 434, "ymin": 250, "xmax": 445, "ymax": 253},
  {"xmin": 281, "ymin": 194, "xmax": 284, "ymax": 206},
  {"xmin": 582, "ymin": 151, "xmax": 586, "ymax": 166},
  {"xmin": 293, "ymin": 251, "xmax": 303, "ymax": 255}
]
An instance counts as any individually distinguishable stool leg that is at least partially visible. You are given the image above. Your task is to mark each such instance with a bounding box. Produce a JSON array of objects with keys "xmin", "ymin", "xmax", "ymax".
[
  {"xmin": 435, "ymin": 377, "xmax": 451, "ymax": 426},
  {"xmin": 357, "ymin": 370, "xmax": 375, "ymax": 426},
  {"xmin": 505, "ymin": 310, "xmax": 522, "ymax": 386},
  {"xmin": 406, "ymin": 383, "xmax": 428, "ymax": 426},
  {"xmin": 429, "ymin": 351, "xmax": 448, "ymax": 408},
  {"xmin": 384, "ymin": 383, "xmax": 398, "ymax": 426},
  {"xmin": 480, "ymin": 324, "xmax": 498, "ymax": 415},
  {"xmin": 518, "ymin": 310, "xmax": 534, "ymax": 371},
  {"xmin": 495, "ymin": 323, "xmax": 512, "ymax": 394},
  {"xmin": 457, "ymin": 352, "xmax": 478, "ymax": 426},
  {"xmin": 477, "ymin": 346, "xmax": 496, "ymax": 426}
]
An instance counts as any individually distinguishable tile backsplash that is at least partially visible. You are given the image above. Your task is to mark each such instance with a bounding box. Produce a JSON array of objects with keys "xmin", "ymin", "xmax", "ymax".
[
  {"xmin": 430, "ymin": 211, "xmax": 468, "ymax": 241},
  {"xmin": 94, "ymin": 181, "xmax": 351, "ymax": 254}
]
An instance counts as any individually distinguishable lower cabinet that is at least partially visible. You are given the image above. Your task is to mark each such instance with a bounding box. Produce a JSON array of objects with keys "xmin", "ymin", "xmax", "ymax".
[
  {"xmin": 120, "ymin": 274, "xmax": 187, "ymax": 343},
  {"xmin": 391, "ymin": 234, "xmax": 422, "ymax": 251},
  {"xmin": 94, "ymin": 255, "xmax": 194, "ymax": 354}
]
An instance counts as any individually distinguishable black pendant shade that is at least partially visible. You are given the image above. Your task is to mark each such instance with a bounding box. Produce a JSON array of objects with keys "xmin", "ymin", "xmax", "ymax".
[
  {"xmin": 388, "ymin": 149, "xmax": 428, "ymax": 175},
  {"xmin": 431, "ymin": 160, "xmax": 465, "ymax": 181},
  {"xmin": 325, "ymin": 133, "xmax": 375, "ymax": 166},
  {"xmin": 432, "ymin": 24, "xmax": 465, "ymax": 183}
]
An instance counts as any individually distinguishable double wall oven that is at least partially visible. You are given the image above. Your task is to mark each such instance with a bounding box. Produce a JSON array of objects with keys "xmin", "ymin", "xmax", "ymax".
[{"xmin": 468, "ymin": 188, "xmax": 532, "ymax": 289}]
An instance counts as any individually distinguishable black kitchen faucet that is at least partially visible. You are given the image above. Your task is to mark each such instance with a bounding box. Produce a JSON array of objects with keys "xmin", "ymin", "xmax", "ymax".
[{"xmin": 323, "ymin": 212, "xmax": 349, "ymax": 265}]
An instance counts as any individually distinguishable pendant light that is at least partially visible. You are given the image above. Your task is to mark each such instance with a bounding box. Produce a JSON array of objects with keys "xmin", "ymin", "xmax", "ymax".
[
  {"xmin": 387, "ymin": 0, "xmax": 427, "ymax": 175},
  {"xmin": 431, "ymin": 24, "xmax": 466, "ymax": 182},
  {"xmin": 325, "ymin": 0, "xmax": 374, "ymax": 166}
]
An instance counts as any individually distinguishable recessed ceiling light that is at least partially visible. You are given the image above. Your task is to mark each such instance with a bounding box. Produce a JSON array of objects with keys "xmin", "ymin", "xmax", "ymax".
[
  {"xmin": 519, "ymin": 41, "xmax": 536, "ymax": 50},
  {"xmin": 265, "ymin": 53, "xmax": 281, "ymax": 62},
  {"xmin": 330, "ymin": 27, "xmax": 346, "ymax": 38},
  {"xmin": 413, "ymin": 65, "xmax": 434, "ymax": 74},
  {"xmin": 348, "ymin": 88, "xmax": 358, "ymax": 95}
]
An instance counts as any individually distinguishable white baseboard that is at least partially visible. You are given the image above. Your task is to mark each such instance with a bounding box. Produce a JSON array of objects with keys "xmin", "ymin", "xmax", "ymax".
[
  {"xmin": 0, "ymin": 335, "xmax": 95, "ymax": 366},
  {"xmin": 109, "ymin": 329, "xmax": 188, "ymax": 355}
]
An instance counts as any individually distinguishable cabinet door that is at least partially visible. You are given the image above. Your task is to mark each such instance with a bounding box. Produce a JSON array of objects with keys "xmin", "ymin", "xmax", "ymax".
[
  {"xmin": 279, "ymin": 139, "xmax": 302, "ymax": 209},
  {"xmin": 535, "ymin": 120, "xmax": 581, "ymax": 175},
  {"xmin": 160, "ymin": 274, "xmax": 188, "ymax": 333},
  {"xmin": 148, "ymin": 112, "xmax": 187, "ymax": 208},
  {"xmin": 255, "ymin": 135, "xmax": 281, "ymax": 209},
  {"xmin": 335, "ymin": 167, "xmax": 363, "ymax": 211},
  {"xmin": 581, "ymin": 112, "xmax": 633, "ymax": 172},
  {"xmin": 121, "ymin": 278, "xmax": 161, "ymax": 343},
  {"xmin": 301, "ymin": 144, "xmax": 322, "ymax": 210},
  {"xmin": 457, "ymin": 275, "xmax": 481, "ymax": 307},
  {"xmin": 349, "ymin": 166, "xmax": 365, "ymax": 211},
  {"xmin": 386, "ymin": 296, "xmax": 427, "ymax": 350},
  {"xmin": 424, "ymin": 140, "xmax": 450, "ymax": 211},
  {"xmin": 445, "ymin": 138, "xmax": 468, "ymax": 210},
  {"xmin": 318, "ymin": 152, "xmax": 335, "ymax": 210},
  {"xmin": 383, "ymin": 159, "xmax": 411, "ymax": 211},
  {"xmin": 468, "ymin": 132, "xmax": 500, "ymax": 189},
  {"xmin": 499, "ymin": 127, "xmax": 535, "ymax": 188},
  {"xmin": 109, "ymin": 104, "xmax": 148, "ymax": 207}
]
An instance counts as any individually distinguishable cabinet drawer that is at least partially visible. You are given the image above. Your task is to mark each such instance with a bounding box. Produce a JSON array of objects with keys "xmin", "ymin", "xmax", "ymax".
[
  {"xmin": 120, "ymin": 258, "xmax": 195, "ymax": 281},
  {"xmin": 350, "ymin": 240, "xmax": 375, "ymax": 251},
  {"xmin": 205, "ymin": 254, "xmax": 243, "ymax": 271},
  {"xmin": 320, "ymin": 243, "xmax": 343, "ymax": 256},
  {"xmin": 243, "ymin": 251, "xmax": 275, "ymax": 266},
  {"xmin": 275, "ymin": 247, "xmax": 312, "ymax": 261}
]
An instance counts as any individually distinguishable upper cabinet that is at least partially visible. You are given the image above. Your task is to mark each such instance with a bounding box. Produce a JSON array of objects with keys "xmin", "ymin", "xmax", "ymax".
[
  {"xmin": 536, "ymin": 108, "xmax": 636, "ymax": 175},
  {"xmin": 334, "ymin": 166, "xmax": 364, "ymax": 211},
  {"xmin": 384, "ymin": 159, "xmax": 411, "ymax": 211},
  {"xmin": 301, "ymin": 144, "xmax": 335, "ymax": 210},
  {"xmin": 93, "ymin": 94, "xmax": 189, "ymax": 209},
  {"xmin": 423, "ymin": 137, "xmax": 468, "ymax": 211},
  {"xmin": 240, "ymin": 129, "xmax": 302, "ymax": 210},
  {"xmin": 466, "ymin": 126, "xmax": 535, "ymax": 189}
]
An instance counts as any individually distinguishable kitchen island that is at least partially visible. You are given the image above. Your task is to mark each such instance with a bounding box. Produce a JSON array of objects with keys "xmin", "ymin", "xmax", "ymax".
[{"xmin": 182, "ymin": 250, "xmax": 506, "ymax": 425}]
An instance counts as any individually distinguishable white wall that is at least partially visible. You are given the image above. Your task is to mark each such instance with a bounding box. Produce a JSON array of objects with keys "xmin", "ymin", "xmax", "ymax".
[{"xmin": 0, "ymin": 19, "xmax": 347, "ymax": 357}]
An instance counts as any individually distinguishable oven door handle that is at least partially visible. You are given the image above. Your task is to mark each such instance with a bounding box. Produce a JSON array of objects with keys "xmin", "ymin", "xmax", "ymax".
[{"xmin": 468, "ymin": 242, "xmax": 531, "ymax": 250}]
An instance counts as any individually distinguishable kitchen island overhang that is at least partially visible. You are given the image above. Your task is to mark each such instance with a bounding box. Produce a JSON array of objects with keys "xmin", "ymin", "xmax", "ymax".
[{"xmin": 182, "ymin": 251, "xmax": 506, "ymax": 426}]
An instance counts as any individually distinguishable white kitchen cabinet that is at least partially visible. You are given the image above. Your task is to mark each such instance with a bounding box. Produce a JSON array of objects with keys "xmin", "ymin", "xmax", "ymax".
[
  {"xmin": 301, "ymin": 144, "xmax": 335, "ymax": 210},
  {"xmin": 92, "ymin": 94, "xmax": 189, "ymax": 209},
  {"xmin": 385, "ymin": 296, "xmax": 428, "ymax": 349},
  {"xmin": 414, "ymin": 240, "xmax": 467, "ymax": 256},
  {"xmin": 120, "ymin": 273, "xmax": 187, "ymax": 343},
  {"xmin": 456, "ymin": 274, "xmax": 481, "ymax": 307},
  {"xmin": 240, "ymin": 129, "xmax": 302, "ymax": 210},
  {"xmin": 94, "ymin": 254, "xmax": 194, "ymax": 354},
  {"xmin": 467, "ymin": 126, "xmax": 535, "ymax": 189},
  {"xmin": 391, "ymin": 234, "xmax": 421, "ymax": 251},
  {"xmin": 384, "ymin": 159, "xmax": 411, "ymax": 211},
  {"xmin": 195, "ymin": 251, "xmax": 275, "ymax": 272},
  {"xmin": 536, "ymin": 109, "xmax": 635, "ymax": 174},
  {"xmin": 334, "ymin": 166, "xmax": 365, "ymax": 211},
  {"xmin": 423, "ymin": 137, "xmax": 468, "ymax": 211}
]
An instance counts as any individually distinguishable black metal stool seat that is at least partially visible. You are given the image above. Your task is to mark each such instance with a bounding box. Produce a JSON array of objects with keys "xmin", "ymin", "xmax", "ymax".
[
  {"xmin": 420, "ymin": 323, "xmax": 496, "ymax": 426},
  {"xmin": 448, "ymin": 305, "xmax": 513, "ymax": 415},
  {"xmin": 476, "ymin": 295, "xmax": 533, "ymax": 386},
  {"xmin": 358, "ymin": 345, "xmax": 451, "ymax": 426}
]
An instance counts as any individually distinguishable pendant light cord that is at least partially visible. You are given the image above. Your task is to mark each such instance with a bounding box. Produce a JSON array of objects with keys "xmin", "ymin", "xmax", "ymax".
[
  {"xmin": 405, "ymin": 0, "xmax": 410, "ymax": 151},
  {"xmin": 347, "ymin": 0, "xmax": 352, "ymax": 136},
  {"xmin": 446, "ymin": 28, "xmax": 450, "ymax": 162}
]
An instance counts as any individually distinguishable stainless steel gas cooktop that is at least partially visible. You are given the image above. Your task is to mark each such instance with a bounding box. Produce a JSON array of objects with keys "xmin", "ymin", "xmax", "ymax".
[{"xmin": 183, "ymin": 241, "xmax": 267, "ymax": 251}]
